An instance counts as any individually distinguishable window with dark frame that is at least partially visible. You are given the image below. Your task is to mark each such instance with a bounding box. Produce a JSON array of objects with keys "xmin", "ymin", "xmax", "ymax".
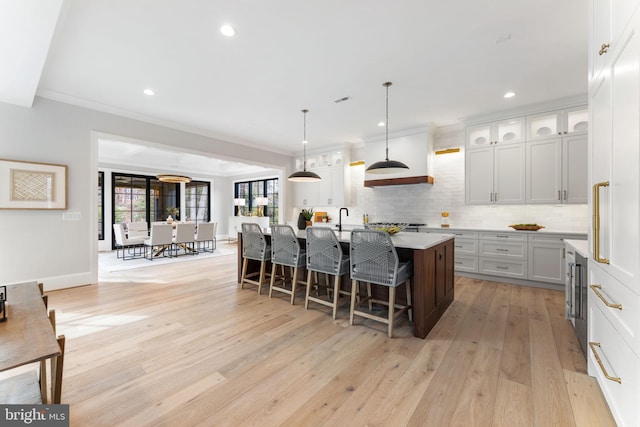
[
  {"xmin": 234, "ymin": 178, "xmax": 278, "ymax": 224},
  {"xmin": 185, "ymin": 181, "xmax": 211, "ymax": 225}
]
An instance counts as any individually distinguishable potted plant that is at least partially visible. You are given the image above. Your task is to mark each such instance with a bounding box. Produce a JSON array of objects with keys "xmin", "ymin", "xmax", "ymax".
[
  {"xmin": 166, "ymin": 206, "xmax": 179, "ymax": 222},
  {"xmin": 297, "ymin": 208, "xmax": 314, "ymax": 229}
]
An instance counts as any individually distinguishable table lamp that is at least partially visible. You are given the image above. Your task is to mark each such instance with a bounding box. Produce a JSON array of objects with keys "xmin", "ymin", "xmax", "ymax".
[{"xmin": 233, "ymin": 198, "xmax": 246, "ymax": 216}]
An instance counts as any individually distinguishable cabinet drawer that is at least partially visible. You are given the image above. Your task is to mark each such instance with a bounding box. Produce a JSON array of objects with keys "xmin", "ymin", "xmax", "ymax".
[
  {"xmin": 589, "ymin": 263, "xmax": 640, "ymax": 356},
  {"xmin": 479, "ymin": 241, "xmax": 527, "ymax": 260},
  {"xmin": 453, "ymin": 238, "xmax": 478, "ymax": 255},
  {"xmin": 454, "ymin": 255, "xmax": 478, "ymax": 273},
  {"xmin": 479, "ymin": 258, "xmax": 527, "ymax": 279},
  {"xmin": 425, "ymin": 229, "xmax": 479, "ymax": 239},
  {"xmin": 589, "ymin": 304, "xmax": 640, "ymax": 427},
  {"xmin": 480, "ymin": 231, "xmax": 526, "ymax": 242},
  {"xmin": 528, "ymin": 234, "xmax": 586, "ymax": 244}
]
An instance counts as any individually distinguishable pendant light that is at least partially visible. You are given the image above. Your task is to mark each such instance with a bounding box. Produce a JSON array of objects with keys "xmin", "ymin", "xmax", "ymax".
[
  {"xmin": 366, "ymin": 81, "xmax": 410, "ymax": 174},
  {"xmin": 288, "ymin": 109, "xmax": 322, "ymax": 182}
]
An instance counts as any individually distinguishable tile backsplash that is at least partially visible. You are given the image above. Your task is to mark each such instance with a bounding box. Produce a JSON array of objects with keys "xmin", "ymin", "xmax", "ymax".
[{"xmin": 308, "ymin": 128, "xmax": 588, "ymax": 232}]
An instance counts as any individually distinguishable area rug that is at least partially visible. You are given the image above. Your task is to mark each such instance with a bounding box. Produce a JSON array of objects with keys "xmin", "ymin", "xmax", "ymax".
[{"xmin": 100, "ymin": 246, "xmax": 235, "ymax": 272}]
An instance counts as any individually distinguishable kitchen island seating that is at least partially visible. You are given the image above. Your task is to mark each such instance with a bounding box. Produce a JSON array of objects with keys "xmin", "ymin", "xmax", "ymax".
[
  {"xmin": 349, "ymin": 229, "xmax": 413, "ymax": 338},
  {"xmin": 305, "ymin": 226, "xmax": 351, "ymax": 318},
  {"xmin": 144, "ymin": 223, "xmax": 174, "ymax": 260},
  {"xmin": 113, "ymin": 223, "xmax": 146, "ymax": 260},
  {"xmin": 240, "ymin": 223, "xmax": 271, "ymax": 295},
  {"xmin": 194, "ymin": 222, "xmax": 217, "ymax": 253},
  {"xmin": 269, "ymin": 224, "xmax": 308, "ymax": 304}
]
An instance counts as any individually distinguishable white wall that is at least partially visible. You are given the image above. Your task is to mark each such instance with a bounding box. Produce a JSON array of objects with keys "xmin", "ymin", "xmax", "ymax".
[{"xmin": 0, "ymin": 97, "xmax": 291, "ymax": 290}]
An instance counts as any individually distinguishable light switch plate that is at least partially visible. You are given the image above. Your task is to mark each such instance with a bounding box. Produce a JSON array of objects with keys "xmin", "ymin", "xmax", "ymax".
[{"xmin": 62, "ymin": 212, "xmax": 81, "ymax": 221}]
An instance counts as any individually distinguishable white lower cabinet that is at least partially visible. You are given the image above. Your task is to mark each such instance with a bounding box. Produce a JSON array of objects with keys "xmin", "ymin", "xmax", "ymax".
[
  {"xmin": 528, "ymin": 235, "xmax": 568, "ymax": 285},
  {"xmin": 479, "ymin": 258, "xmax": 528, "ymax": 279},
  {"xmin": 589, "ymin": 298, "xmax": 640, "ymax": 427}
]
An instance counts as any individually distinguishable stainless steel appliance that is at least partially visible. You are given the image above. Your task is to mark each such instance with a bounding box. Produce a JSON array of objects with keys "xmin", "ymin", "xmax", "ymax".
[{"xmin": 568, "ymin": 251, "xmax": 588, "ymax": 357}]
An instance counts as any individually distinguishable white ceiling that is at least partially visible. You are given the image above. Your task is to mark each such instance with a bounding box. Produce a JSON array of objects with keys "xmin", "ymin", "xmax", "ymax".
[{"xmin": 3, "ymin": 0, "xmax": 587, "ymax": 167}]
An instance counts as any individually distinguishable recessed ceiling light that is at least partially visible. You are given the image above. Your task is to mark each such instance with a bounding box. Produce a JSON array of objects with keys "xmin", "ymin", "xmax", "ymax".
[
  {"xmin": 143, "ymin": 88, "xmax": 155, "ymax": 96},
  {"xmin": 504, "ymin": 91, "xmax": 516, "ymax": 98},
  {"xmin": 220, "ymin": 24, "xmax": 236, "ymax": 37},
  {"xmin": 378, "ymin": 121, "xmax": 386, "ymax": 127}
]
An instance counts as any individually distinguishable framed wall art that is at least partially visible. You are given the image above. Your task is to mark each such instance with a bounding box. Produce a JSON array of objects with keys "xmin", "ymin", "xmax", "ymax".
[{"xmin": 0, "ymin": 159, "xmax": 67, "ymax": 210}]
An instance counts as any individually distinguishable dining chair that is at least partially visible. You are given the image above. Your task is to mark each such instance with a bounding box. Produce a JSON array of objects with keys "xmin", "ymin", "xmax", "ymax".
[
  {"xmin": 144, "ymin": 224, "xmax": 174, "ymax": 260},
  {"xmin": 305, "ymin": 226, "xmax": 351, "ymax": 319},
  {"xmin": 113, "ymin": 223, "xmax": 146, "ymax": 260},
  {"xmin": 194, "ymin": 222, "xmax": 216, "ymax": 253},
  {"xmin": 269, "ymin": 224, "xmax": 307, "ymax": 304},
  {"xmin": 240, "ymin": 223, "xmax": 271, "ymax": 295},
  {"xmin": 349, "ymin": 229, "xmax": 413, "ymax": 337},
  {"xmin": 173, "ymin": 223, "xmax": 196, "ymax": 256},
  {"xmin": 126, "ymin": 221, "xmax": 148, "ymax": 238}
]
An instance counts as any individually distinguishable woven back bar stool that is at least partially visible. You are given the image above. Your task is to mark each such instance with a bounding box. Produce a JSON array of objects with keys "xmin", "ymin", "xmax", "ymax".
[
  {"xmin": 240, "ymin": 223, "xmax": 271, "ymax": 295},
  {"xmin": 305, "ymin": 226, "xmax": 351, "ymax": 319},
  {"xmin": 269, "ymin": 225, "xmax": 307, "ymax": 304},
  {"xmin": 349, "ymin": 229, "xmax": 413, "ymax": 337}
]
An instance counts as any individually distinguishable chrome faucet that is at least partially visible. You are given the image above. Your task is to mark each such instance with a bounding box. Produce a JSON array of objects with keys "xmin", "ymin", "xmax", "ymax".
[{"xmin": 338, "ymin": 207, "xmax": 349, "ymax": 232}]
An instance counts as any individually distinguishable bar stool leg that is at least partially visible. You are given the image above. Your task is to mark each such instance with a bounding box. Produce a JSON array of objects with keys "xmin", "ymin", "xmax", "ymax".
[
  {"xmin": 290, "ymin": 267, "xmax": 299, "ymax": 305},
  {"xmin": 367, "ymin": 282, "xmax": 373, "ymax": 310},
  {"xmin": 305, "ymin": 269, "xmax": 313, "ymax": 309},
  {"xmin": 388, "ymin": 286, "xmax": 396, "ymax": 338},
  {"xmin": 332, "ymin": 274, "xmax": 341, "ymax": 320},
  {"xmin": 350, "ymin": 279, "xmax": 358, "ymax": 325},
  {"xmin": 258, "ymin": 261, "xmax": 268, "ymax": 295},
  {"xmin": 269, "ymin": 263, "xmax": 278, "ymax": 298},
  {"xmin": 240, "ymin": 258, "xmax": 249, "ymax": 289}
]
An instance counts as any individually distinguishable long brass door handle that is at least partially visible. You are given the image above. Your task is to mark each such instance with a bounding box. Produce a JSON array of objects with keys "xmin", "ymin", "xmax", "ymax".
[
  {"xmin": 590, "ymin": 284, "xmax": 622, "ymax": 310},
  {"xmin": 592, "ymin": 181, "xmax": 610, "ymax": 264},
  {"xmin": 589, "ymin": 342, "xmax": 621, "ymax": 383}
]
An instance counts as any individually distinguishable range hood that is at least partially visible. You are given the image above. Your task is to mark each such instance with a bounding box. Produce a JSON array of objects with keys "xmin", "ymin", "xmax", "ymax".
[{"xmin": 362, "ymin": 126, "xmax": 435, "ymax": 187}]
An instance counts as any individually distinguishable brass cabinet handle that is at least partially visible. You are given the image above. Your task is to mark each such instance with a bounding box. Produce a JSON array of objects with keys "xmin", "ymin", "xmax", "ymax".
[
  {"xmin": 590, "ymin": 284, "xmax": 622, "ymax": 310},
  {"xmin": 592, "ymin": 181, "xmax": 610, "ymax": 264},
  {"xmin": 599, "ymin": 43, "xmax": 610, "ymax": 55},
  {"xmin": 589, "ymin": 342, "xmax": 621, "ymax": 383}
]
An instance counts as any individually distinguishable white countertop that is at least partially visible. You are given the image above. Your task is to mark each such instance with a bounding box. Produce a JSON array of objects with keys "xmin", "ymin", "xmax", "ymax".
[
  {"xmin": 422, "ymin": 225, "xmax": 588, "ymax": 236},
  {"xmin": 265, "ymin": 228, "xmax": 454, "ymax": 250},
  {"xmin": 564, "ymin": 239, "xmax": 589, "ymax": 258}
]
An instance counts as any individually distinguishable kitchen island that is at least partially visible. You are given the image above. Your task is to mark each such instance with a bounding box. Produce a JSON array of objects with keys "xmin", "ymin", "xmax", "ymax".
[{"xmin": 237, "ymin": 229, "xmax": 455, "ymax": 339}]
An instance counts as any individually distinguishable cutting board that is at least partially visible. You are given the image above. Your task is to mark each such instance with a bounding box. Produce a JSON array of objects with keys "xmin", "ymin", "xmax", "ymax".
[{"xmin": 314, "ymin": 211, "xmax": 327, "ymax": 222}]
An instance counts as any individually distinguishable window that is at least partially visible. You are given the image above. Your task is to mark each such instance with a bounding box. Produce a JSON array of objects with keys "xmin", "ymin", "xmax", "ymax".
[
  {"xmin": 234, "ymin": 178, "xmax": 278, "ymax": 224},
  {"xmin": 98, "ymin": 171, "xmax": 104, "ymax": 240},
  {"xmin": 185, "ymin": 181, "xmax": 210, "ymax": 225},
  {"xmin": 112, "ymin": 173, "xmax": 180, "ymax": 224}
]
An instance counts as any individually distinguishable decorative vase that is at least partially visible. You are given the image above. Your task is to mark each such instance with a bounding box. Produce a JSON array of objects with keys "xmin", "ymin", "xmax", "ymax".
[
  {"xmin": 297, "ymin": 212, "xmax": 307, "ymax": 230},
  {"xmin": 167, "ymin": 215, "xmax": 173, "ymax": 224}
]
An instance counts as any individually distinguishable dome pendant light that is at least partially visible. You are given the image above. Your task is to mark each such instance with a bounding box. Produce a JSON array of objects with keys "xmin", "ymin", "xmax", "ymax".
[
  {"xmin": 366, "ymin": 82, "xmax": 410, "ymax": 174},
  {"xmin": 288, "ymin": 109, "xmax": 322, "ymax": 182}
]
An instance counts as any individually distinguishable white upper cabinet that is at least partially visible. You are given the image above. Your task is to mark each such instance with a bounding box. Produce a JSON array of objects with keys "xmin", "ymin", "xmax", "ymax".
[
  {"xmin": 526, "ymin": 135, "xmax": 587, "ymax": 204},
  {"xmin": 466, "ymin": 117, "xmax": 524, "ymax": 150},
  {"xmin": 465, "ymin": 144, "xmax": 525, "ymax": 205},
  {"xmin": 291, "ymin": 149, "xmax": 351, "ymax": 207},
  {"xmin": 526, "ymin": 106, "xmax": 588, "ymax": 141}
]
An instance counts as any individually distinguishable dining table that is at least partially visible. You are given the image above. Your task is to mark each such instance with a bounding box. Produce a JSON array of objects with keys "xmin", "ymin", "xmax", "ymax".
[{"xmin": 0, "ymin": 281, "xmax": 60, "ymax": 373}]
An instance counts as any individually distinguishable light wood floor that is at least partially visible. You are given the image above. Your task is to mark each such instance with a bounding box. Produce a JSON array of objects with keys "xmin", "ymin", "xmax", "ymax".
[{"xmin": 44, "ymin": 242, "xmax": 614, "ymax": 426}]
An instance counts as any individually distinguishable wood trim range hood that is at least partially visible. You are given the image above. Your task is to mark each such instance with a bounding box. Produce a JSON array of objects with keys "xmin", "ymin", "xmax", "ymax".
[{"xmin": 364, "ymin": 175, "xmax": 434, "ymax": 187}]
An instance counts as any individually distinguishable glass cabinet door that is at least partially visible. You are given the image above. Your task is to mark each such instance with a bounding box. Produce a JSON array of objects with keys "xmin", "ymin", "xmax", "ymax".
[
  {"xmin": 466, "ymin": 123, "xmax": 492, "ymax": 150},
  {"xmin": 496, "ymin": 117, "xmax": 524, "ymax": 144},
  {"xmin": 527, "ymin": 111, "xmax": 561, "ymax": 140},
  {"xmin": 565, "ymin": 106, "xmax": 588, "ymax": 135}
]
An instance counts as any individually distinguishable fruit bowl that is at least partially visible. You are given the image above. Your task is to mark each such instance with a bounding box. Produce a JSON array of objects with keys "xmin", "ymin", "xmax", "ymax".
[
  {"xmin": 371, "ymin": 223, "xmax": 406, "ymax": 235},
  {"xmin": 509, "ymin": 224, "xmax": 545, "ymax": 231}
]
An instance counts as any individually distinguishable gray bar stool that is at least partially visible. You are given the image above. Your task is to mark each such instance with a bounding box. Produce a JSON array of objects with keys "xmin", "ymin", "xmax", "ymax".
[
  {"xmin": 349, "ymin": 229, "xmax": 413, "ymax": 337},
  {"xmin": 305, "ymin": 226, "xmax": 351, "ymax": 319},
  {"xmin": 240, "ymin": 223, "xmax": 271, "ymax": 295},
  {"xmin": 269, "ymin": 225, "xmax": 307, "ymax": 304}
]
